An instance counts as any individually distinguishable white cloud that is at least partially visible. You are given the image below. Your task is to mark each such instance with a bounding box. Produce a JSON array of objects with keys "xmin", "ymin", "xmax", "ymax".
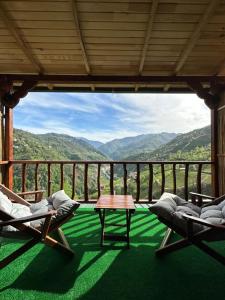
[{"xmin": 115, "ymin": 93, "xmax": 210, "ymax": 133}]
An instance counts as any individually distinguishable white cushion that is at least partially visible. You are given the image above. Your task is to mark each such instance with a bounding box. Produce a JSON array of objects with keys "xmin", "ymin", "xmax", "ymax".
[
  {"xmin": 49, "ymin": 190, "xmax": 72, "ymax": 210},
  {"xmin": 3, "ymin": 203, "xmax": 32, "ymax": 232},
  {"xmin": 0, "ymin": 191, "xmax": 12, "ymax": 213}
]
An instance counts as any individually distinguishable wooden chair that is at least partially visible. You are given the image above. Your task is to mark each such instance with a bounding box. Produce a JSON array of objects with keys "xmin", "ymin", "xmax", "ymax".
[
  {"xmin": 149, "ymin": 192, "xmax": 225, "ymax": 266},
  {"xmin": 0, "ymin": 184, "xmax": 77, "ymax": 270}
]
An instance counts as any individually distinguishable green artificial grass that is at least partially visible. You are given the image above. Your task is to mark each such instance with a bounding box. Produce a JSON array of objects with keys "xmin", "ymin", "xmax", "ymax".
[{"xmin": 1, "ymin": 208, "xmax": 225, "ymax": 300}]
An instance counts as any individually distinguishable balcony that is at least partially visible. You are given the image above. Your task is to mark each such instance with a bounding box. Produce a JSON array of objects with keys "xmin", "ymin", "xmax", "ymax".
[{"xmin": 1, "ymin": 159, "xmax": 221, "ymax": 299}]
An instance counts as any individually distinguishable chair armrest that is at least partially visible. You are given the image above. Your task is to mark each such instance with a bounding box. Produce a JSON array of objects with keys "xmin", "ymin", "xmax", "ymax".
[
  {"xmin": 189, "ymin": 192, "xmax": 215, "ymax": 200},
  {"xmin": 17, "ymin": 190, "xmax": 45, "ymax": 202},
  {"xmin": 182, "ymin": 213, "xmax": 225, "ymax": 230},
  {"xmin": 0, "ymin": 212, "xmax": 54, "ymax": 227}
]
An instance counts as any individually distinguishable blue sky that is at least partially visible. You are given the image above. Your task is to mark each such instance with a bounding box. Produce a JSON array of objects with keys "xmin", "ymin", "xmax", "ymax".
[{"xmin": 14, "ymin": 92, "xmax": 210, "ymax": 142}]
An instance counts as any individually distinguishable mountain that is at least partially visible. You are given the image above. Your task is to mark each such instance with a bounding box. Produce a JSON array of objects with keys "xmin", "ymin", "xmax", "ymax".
[
  {"xmin": 125, "ymin": 125, "xmax": 211, "ymax": 161},
  {"xmin": 79, "ymin": 137, "xmax": 103, "ymax": 149},
  {"xmin": 14, "ymin": 129, "xmax": 107, "ymax": 160},
  {"xmin": 98, "ymin": 132, "xmax": 177, "ymax": 160}
]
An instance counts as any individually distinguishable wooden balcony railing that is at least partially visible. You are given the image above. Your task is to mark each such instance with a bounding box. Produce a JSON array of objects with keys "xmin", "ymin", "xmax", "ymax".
[{"xmin": 8, "ymin": 160, "xmax": 214, "ymax": 203}]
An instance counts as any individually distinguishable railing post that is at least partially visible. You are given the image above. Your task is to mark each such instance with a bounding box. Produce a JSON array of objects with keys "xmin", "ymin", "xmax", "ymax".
[
  {"xmin": 72, "ymin": 163, "xmax": 76, "ymax": 199},
  {"xmin": 148, "ymin": 163, "xmax": 153, "ymax": 202},
  {"xmin": 22, "ymin": 163, "xmax": 27, "ymax": 193},
  {"xmin": 47, "ymin": 163, "xmax": 51, "ymax": 196},
  {"xmin": 184, "ymin": 163, "xmax": 189, "ymax": 200},
  {"xmin": 60, "ymin": 162, "xmax": 64, "ymax": 190},
  {"xmin": 123, "ymin": 163, "xmax": 127, "ymax": 195},
  {"xmin": 172, "ymin": 163, "xmax": 177, "ymax": 194},
  {"xmin": 84, "ymin": 163, "xmax": 88, "ymax": 201},
  {"xmin": 136, "ymin": 163, "xmax": 140, "ymax": 201},
  {"xmin": 97, "ymin": 163, "xmax": 101, "ymax": 198},
  {"xmin": 110, "ymin": 163, "xmax": 114, "ymax": 195},
  {"xmin": 161, "ymin": 163, "xmax": 165, "ymax": 195}
]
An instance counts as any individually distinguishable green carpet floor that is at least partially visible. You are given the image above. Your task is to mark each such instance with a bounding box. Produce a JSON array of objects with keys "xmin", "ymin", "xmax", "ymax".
[{"xmin": 1, "ymin": 208, "xmax": 225, "ymax": 300}]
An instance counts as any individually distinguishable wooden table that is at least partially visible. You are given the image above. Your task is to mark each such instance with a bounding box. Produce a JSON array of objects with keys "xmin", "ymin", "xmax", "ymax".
[{"xmin": 95, "ymin": 195, "xmax": 135, "ymax": 248}]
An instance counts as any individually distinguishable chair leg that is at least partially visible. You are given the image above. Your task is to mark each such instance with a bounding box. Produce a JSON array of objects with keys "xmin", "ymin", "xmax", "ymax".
[
  {"xmin": 56, "ymin": 228, "xmax": 73, "ymax": 251},
  {"xmin": 194, "ymin": 240, "xmax": 225, "ymax": 266},
  {"xmin": 44, "ymin": 234, "xmax": 74, "ymax": 257},
  {"xmin": 159, "ymin": 228, "xmax": 173, "ymax": 249},
  {"xmin": 156, "ymin": 237, "xmax": 191, "ymax": 257},
  {"xmin": 0, "ymin": 238, "xmax": 38, "ymax": 270}
]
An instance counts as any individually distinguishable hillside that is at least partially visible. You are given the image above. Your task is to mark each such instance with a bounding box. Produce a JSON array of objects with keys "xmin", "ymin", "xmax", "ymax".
[
  {"xmin": 125, "ymin": 125, "xmax": 211, "ymax": 161},
  {"xmin": 14, "ymin": 129, "xmax": 107, "ymax": 161},
  {"xmin": 99, "ymin": 132, "xmax": 177, "ymax": 159},
  {"xmin": 79, "ymin": 137, "xmax": 103, "ymax": 149}
]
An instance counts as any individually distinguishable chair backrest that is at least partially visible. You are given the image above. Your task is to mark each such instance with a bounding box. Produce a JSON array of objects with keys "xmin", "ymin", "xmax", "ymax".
[{"xmin": 0, "ymin": 184, "xmax": 31, "ymax": 207}]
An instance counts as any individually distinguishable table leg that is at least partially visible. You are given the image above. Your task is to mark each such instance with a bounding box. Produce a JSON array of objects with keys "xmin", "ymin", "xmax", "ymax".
[
  {"xmin": 98, "ymin": 208, "xmax": 106, "ymax": 247},
  {"xmin": 126, "ymin": 209, "xmax": 132, "ymax": 248}
]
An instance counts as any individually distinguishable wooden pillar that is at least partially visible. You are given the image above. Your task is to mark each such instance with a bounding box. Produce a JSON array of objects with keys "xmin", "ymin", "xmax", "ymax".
[
  {"xmin": 211, "ymin": 108, "xmax": 219, "ymax": 197},
  {"xmin": 4, "ymin": 107, "xmax": 13, "ymax": 189}
]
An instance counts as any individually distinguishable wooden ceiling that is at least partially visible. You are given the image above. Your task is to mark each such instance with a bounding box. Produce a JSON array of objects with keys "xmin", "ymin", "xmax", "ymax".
[{"xmin": 1, "ymin": 0, "xmax": 225, "ymax": 92}]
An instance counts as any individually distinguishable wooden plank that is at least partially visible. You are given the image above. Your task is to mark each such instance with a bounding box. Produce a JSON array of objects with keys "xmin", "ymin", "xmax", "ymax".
[
  {"xmin": 28, "ymin": 43, "xmax": 81, "ymax": 50},
  {"xmin": 88, "ymin": 50, "xmax": 140, "ymax": 56},
  {"xmin": 175, "ymin": 0, "xmax": 221, "ymax": 74},
  {"xmin": 9, "ymin": 11, "xmax": 73, "ymax": 21},
  {"xmin": 15, "ymin": 20, "xmax": 75, "ymax": 29},
  {"xmin": 3, "ymin": 1, "xmax": 71, "ymax": 12},
  {"xmin": 20, "ymin": 29, "xmax": 77, "ymax": 37},
  {"xmin": 83, "ymin": 30, "xmax": 145, "ymax": 38},
  {"xmin": 24, "ymin": 36, "xmax": 80, "ymax": 43},
  {"xmin": 86, "ymin": 44, "xmax": 143, "ymax": 51},
  {"xmin": 81, "ymin": 21, "xmax": 146, "ymax": 31}
]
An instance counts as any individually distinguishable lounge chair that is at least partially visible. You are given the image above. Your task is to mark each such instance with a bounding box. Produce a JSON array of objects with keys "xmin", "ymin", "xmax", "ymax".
[
  {"xmin": 0, "ymin": 184, "xmax": 80, "ymax": 269},
  {"xmin": 149, "ymin": 192, "xmax": 225, "ymax": 265}
]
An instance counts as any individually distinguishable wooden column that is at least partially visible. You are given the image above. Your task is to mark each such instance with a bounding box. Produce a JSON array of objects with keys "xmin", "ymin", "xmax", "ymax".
[
  {"xmin": 211, "ymin": 108, "xmax": 219, "ymax": 197},
  {"xmin": 4, "ymin": 107, "xmax": 13, "ymax": 189}
]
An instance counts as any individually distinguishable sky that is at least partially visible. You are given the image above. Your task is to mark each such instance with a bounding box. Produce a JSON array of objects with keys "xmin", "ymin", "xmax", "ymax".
[{"xmin": 14, "ymin": 92, "xmax": 210, "ymax": 143}]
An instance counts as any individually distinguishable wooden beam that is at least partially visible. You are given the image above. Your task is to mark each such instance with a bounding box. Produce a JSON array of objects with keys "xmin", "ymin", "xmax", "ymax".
[
  {"xmin": 4, "ymin": 74, "xmax": 225, "ymax": 85},
  {"xmin": 175, "ymin": 0, "xmax": 220, "ymax": 74},
  {"xmin": 71, "ymin": 0, "xmax": 91, "ymax": 74},
  {"xmin": 139, "ymin": 0, "xmax": 159, "ymax": 75},
  {"xmin": 4, "ymin": 107, "xmax": 13, "ymax": 189},
  {"xmin": 0, "ymin": 2, "xmax": 43, "ymax": 74}
]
